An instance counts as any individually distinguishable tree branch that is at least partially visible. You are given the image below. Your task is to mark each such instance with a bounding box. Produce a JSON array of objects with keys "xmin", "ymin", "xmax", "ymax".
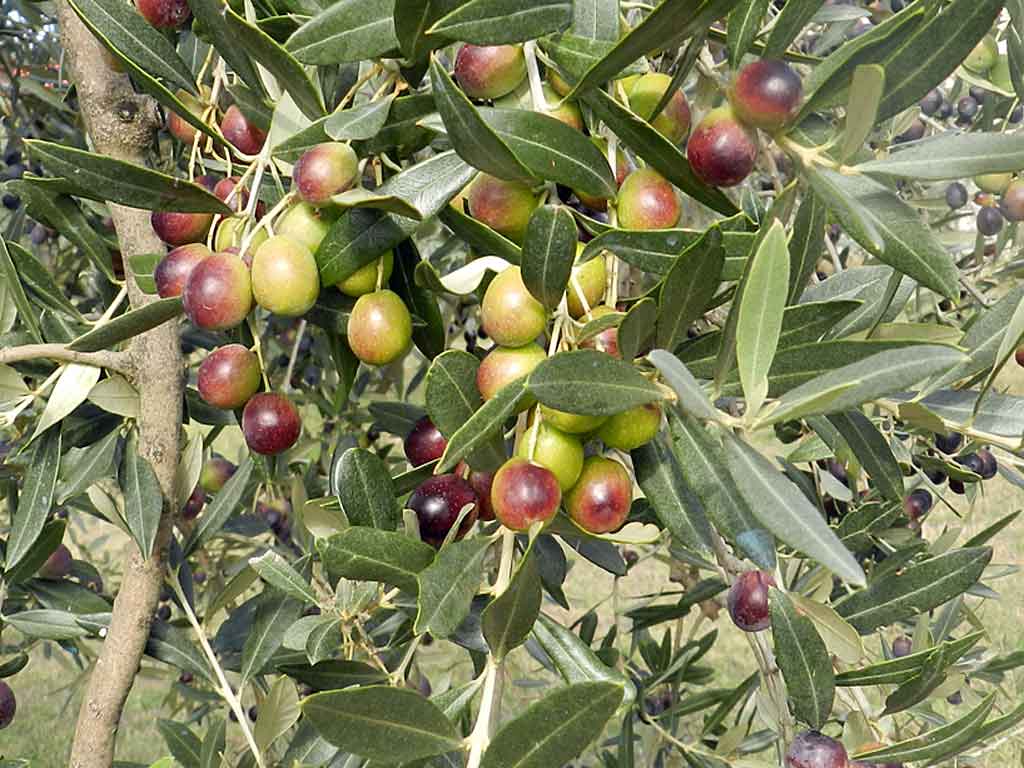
[
  {"xmin": 57, "ymin": 5, "xmax": 185, "ymax": 768},
  {"xmin": 0, "ymin": 344, "xmax": 132, "ymax": 375}
]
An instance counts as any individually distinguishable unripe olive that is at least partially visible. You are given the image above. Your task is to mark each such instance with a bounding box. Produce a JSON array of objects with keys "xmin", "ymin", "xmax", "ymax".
[
  {"xmin": 347, "ymin": 289, "xmax": 412, "ymax": 365},
  {"xmin": 182, "ymin": 252, "xmax": 253, "ymax": 330},
  {"xmin": 200, "ymin": 456, "xmax": 237, "ymax": 494},
  {"xmin": 540, "ymin": 404, "xmax": 607, "ymax": 434},
  {"xmin": 337, "ymin": 252, "xmax": 394, "ymax": 297},
  {"xmin": 566, "ymin": 256, "xmax": 606, "ymax": 319},
  {"xmin": 0, "ymin": 680, "xmax": 15, "ymax": 730},
  {"xmin": 167, "ymin": 89, "xmax": 205, "ymax": 144},
  {"xmin": 155, "ymin": 243, "xmax": 211, "ymax": 298},
  {"xmin": 277, "ymin": 202, "xmax": 338, "ymax": 253},
  {"xmin": 729, "ymin": 60, "xmax": 803, "ymax": 132},
  {"xmin": 476, "ymin": 343, "xmax": 546, "ymax": 402},
  {"xmin": 221, "ymin": 105, "xmax": 267, "ymax": 155},
  {"xmin": 152, "ymin": 210, "xmax": 212, "ymax": 247},
  {"xmin": 515, "ymin": 420, "xmax": 584, "ymax": 491},
  {"xmin": 575, "ymin": 138, "xmax": 629, "ymax": 211},
  {"xmin": 454, "ymin": 44, "xmax": 527, "ymax": 100},
  {"xmin": 293, "ymin": 142, "xmax": 359, "ymax": 205},
  {"xmin": 565, "ymin": 456, "xmax": 632, "ymax": 534},
  {"xmin": 481, "ymin": 266, "xmax": 547, "ymax": 346},
  {"xmin": 136, "ymin": 0, "xmax": 190, "ymax": 28},
  {"xmin": 251, "ymin": 235, "xmax": 321, "ymax": 317},
  {"xmin": 975, "ymin": 172, "xmax": 1012, "ymax": 194},
  {"xmin": 541, "ymin": 84, "xmax": 583, "ymax": 131},
  {"xmin": 490, "ymin": 457, "xmax": 561, "ymax": 531},
  {"xmin": 38, "ymin": 543, "xmax": 73, "ymax": 580},
  {"xmin": 598, "ymin": 402, "xmax": 661, "ymax": 451},
  {"xmin": 466, "ymin": 174, "xmax": 537, "ymax": 243},
  {"xmin": 242, "ymin": 393, "xmax": 301, "ymax": 455},
  {"xmin": 197, "ymin": 344, "xmax": 261, "ymax": 409},
  {"xmin": 214, "ymin": 215, "xmax": 268, "ymax": 254},
  {"xmin": 579, "ymin": 305, "xmax": 620, "ymax": 358},
  {"xmin": 617, "ymin": 167, "xmax": 681, "ymax": 229},
  {"xmin": 687, "ymin": 105, "xmax": 759, "ymax": 188},
  {"xmin": 627, "ymin": 73, "xmax": 691, "ymax": 144}
]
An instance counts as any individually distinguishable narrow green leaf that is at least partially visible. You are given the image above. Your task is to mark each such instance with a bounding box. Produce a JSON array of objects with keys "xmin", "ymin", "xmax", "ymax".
[
  {"xmin": 415, "ymin": 537, "xmax": 490, "ymax": 638},
  {"xmin": 317, "ymin": 528, "xmax": 434, "ymax": 593},
  {"xmin": 6, "ymin": 242, "xmax": 84, "ymax": 321},
  {"xmin": 631, "ymin": 433, "xmax": 713, "ymax": 552},
  {"xmin": 481, "ymin": 682, "xmax": 622, "ymax": 768},
  {"xmin": 882, "ymin": 643, "xmax": 951, "ymax": 715},
  {"xmin": 324, "ymin": 96, "xmax": 395, "ymax": 141},
  {"xmin": 426, "ymin": 350, "xmax": 507, "ymax": 472},
  {"xmin": 316, "ymin": 151, "xmax": 475, "ymax": 285},
  {"xmin": 825, "ymin": 411, "xmax": 903, "ymax": 503},
  {"xmin": 667, "ymin": 413, "xmax": 775, "ymax": 569},
  {"xmin": 425, "ymin": 108, "xmax": 616, "ymax": 199},
  {"xmin": 857, "ymin": 132, "xmax": 1024, "ymax": 181},
  {"xmin": 249, "ymin": 551, "xmax": 317, "ymax": 604},
  {"xmin": 570, "ymin": 0, "xmax": 619, "ymax": 39},
  {"xmin": 736, "ymin": 220, "xmax": 789, "ymax": 414},
  {"xmin": 286, "ymin": 0, "xmax": 399, "ymax": 64},
  {"xmin": 761, "ymin": 345, "xmax": 967, "ymax": 426},
  {"xmin": 199, "ymin": 718, "xmax": 226, "ymax": 768},
  {"xmin": 241, "ymin": 591, "xmax": 304, "ymax": 684},
  {"xmin": 440, "ymin": 206, "xmax": 522, "ymax": 265},
  {"xmin": 786, "ymin": 191, "xmax": 826, "ymax": 304},
  {"xmin": 727, "ymin": 0, "xmax": 770, "ymax": 69},
  {"xmin": 724, "ymin": 434, "xmax": 865, "ymax": 585},
  {"xmin": 4, "ymin": 182, "xmax": 115, "ymax": 282},
  {"xmin": 532, "ymin": 613, "xmax": 634, "ymax": 706},
  {"xmin": 391, "ymin": 241, "xmax": 446, "ymax": 360},
  {"xmin": 835, "ymin": 631, "xmax": 983, "ymax": 686},
  {"xmin": 834, "ymin": 547, "xmax": 992, "ymax": 634},
  {"xmin": 763, "ymin": 0, "xmax": 825, "ymax": 57},
  {"xmin": 583, "ymin": 90, "xmax": 737, "ymax": 215},
  {"xmin": 220, "ymin": 1, "xmax": 324, "ymax": 119},
  {"xmin": 430, "ymin": 57, "xmax": 535, "ymax": 182},
  {"xmin": 521, "ymin": 205, "xmax": 577, "ymax": 310},
  {"xmin": 183, "ymin": 457, "xmax": 254, "ymax": 555},
  {"xmin": 186, "ymin": 0, "xmax": 263, "ymax": 90},
  {"xmin": 68, "ymin": 0, "xmax": 196, "ymax": 94},
  {"xmin": 6, "ymin": 428, "xmax": 61, "ymax": 571},
  {"xmin": 580, "ymin": 225, "xmax": 753, "ymax": 277},
  {"xmin": 656, "ymin": 228, "xmax": 725, "ymax": 352},
  {"xmin": 618, "ymin": 297, "xmax": 657, "ymax": 362},
  {"xmin": 854, "ymin": 693, "xmax": 996, "ymax": 765},
  {"xmin": 840, "ymin": 65, "xmax": 885, "ymax": 163},
  {"xmin": 121, "ymin": 434, "xmax": 163, "ymax": 559},
  {"xmin": 157, "ymin": 720, "xmax": 201, "ymax": 768},
  {"xmin": 0, "ymin": 237, "xmax": 43, "ymax": 342},
  {"xmin": 335, "ymin": 448, "xmax": 400, "ymax": 530},
  {"xmin": 648, "ymin": 349, "xmax": 718, "ymax": 423},
  {"xmin": 68, "ymin": 297, "xmax": 183, "ymax": 353},
  {"xmin": 482, "ymin": 549, "xmax": 542, "ymax": 658},
  {"xmin": 429, "ymin": 0, "xmax": 572, "ymax": 44},
  {"xmin": 437, "ymin": 379, "xmax": 526, "ymax": 473},
  {"xmin": 873, "ymin": 0, "xmax": 1002, "ymax": 122},
  {"xmin": 302, "ymin": 686, "xmax": 461, "ymax": 763},
  {"xmin": 771, "ymin": 590, "xmax": 834, "ymax": 729},
  {"xmin": 526, "ymin": 350, "xmax": 666, "ymax": 416},
  {"xmin": 25, "ymin": 141, "xmax": 231, "ymax": 214},
  {"xmin": 565, "ymin": 0, "xmax": 740, "ymax": 98},
  {"xmin": 804, "ymin": 166, "xmax": 957, "ymax": 298}
]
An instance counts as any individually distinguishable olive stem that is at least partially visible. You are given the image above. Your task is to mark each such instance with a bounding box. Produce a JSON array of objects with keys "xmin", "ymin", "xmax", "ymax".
[
  {"xmin": 282, "ymin": 319, "xmax": 307, "ymax": 394},
  {"xmin": 465, "ymin": 529, "xmax": 516, "ymax": 768},
  {"xmin": 0, "ymin": 344, "xmax": 131, "ymax": 376},
  {"xmin": 171, "ymin": 574, "xmax": 265, "ymax": 768}
]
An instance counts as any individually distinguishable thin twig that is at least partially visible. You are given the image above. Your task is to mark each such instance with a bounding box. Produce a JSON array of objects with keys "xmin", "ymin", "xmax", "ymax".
[{"xmin": 0, "ymin": 344, "xmax": 132, "ymax": 375}]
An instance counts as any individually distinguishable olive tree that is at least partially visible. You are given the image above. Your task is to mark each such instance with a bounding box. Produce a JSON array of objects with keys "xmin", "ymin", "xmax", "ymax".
[{"xmin": 0, "ymin": 0, "xmax": 1022, "ymax": 765}]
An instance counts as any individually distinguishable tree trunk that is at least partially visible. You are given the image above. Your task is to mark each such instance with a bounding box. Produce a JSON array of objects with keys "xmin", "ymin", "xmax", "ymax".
[{"xmin": 57, "ymin": 5, "xmax": 184, "ymax": 767}]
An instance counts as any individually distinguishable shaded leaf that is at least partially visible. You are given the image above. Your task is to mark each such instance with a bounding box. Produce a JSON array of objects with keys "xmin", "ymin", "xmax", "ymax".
[
  {"xmin": 415, "ymin": 537, "xmax": 490, "ymax": 638},
  {"xmin": 521, "ymin": 205, "xmax": 577, "ymax": 310},
  {"xmin": 771, "ymin": 590, "xmax": 834, "ymax": 729}
]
